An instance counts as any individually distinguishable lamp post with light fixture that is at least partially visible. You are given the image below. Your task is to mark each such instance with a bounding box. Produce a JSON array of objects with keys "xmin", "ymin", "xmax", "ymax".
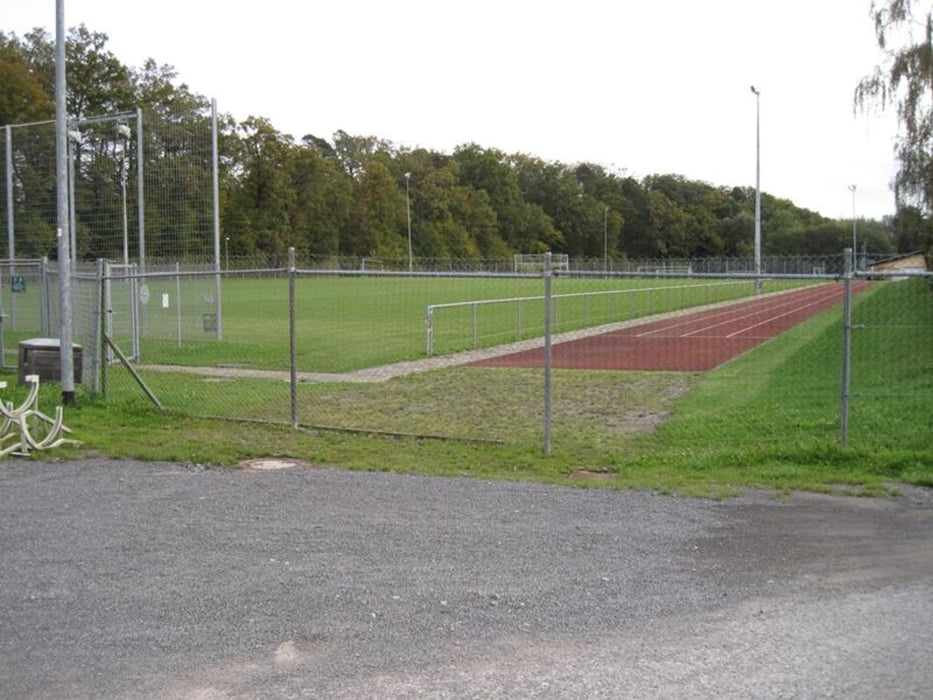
[
  {"xmin": 603, "ymin": 205, "xmax": 609, "ymax": 275},
  {"xmin": 404, "ymin": 172, "xmax": 412, "ymax": 273},
  {"xmin": 750, "ymin": 85, "xmax": 762, "ymax": 294}
]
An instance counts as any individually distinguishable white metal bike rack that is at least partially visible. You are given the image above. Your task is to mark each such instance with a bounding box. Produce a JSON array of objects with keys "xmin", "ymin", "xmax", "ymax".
[{"xmin": 0, "ymin": 375, "xmax": 81, "ymax": 457}]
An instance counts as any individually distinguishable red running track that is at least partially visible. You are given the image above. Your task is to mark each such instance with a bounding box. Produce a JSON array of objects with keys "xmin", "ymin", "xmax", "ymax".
[{"xmin": 471, "ymin": 282, "xmax": 872, "ymax": 372}]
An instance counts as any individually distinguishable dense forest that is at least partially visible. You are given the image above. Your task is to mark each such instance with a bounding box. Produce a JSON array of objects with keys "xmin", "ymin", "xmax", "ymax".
[{"xmin": 2, "ymin": 24, "xmax": 930, "ymax": 266}]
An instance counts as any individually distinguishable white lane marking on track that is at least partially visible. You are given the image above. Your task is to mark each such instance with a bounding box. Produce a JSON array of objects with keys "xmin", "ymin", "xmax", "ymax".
[
  {"xmin": 635, "ymin": 286, "xmax": 840, "ymax": 339},
  {"xmin": 723, "ymin": 291, "xmax": 843, "ymax": 338}
]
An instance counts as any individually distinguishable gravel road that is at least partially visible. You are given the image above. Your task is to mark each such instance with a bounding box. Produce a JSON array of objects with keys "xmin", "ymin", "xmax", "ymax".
[{"xmin": 1, "ymin": 459, "xmax": 931, "ymax": 699}]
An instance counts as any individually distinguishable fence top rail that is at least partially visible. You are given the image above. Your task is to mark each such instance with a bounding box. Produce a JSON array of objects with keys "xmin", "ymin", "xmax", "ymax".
[
  {"xmin": 100, "ymin": 267, "xmax": 289, "ymax": 282},
  {"xmin": 294, "ymin": 268, "xmax": 542, "ymax": 280},
  {"xmin": 567, "ymin": 269, "xmax": 843, "ymax": 281},
  {"xmin": 3, "ymin": 111, "xmax": 138, "ymax": 131}
]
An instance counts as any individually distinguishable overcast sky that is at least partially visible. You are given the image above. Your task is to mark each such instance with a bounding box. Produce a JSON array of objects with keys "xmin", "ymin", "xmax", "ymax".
[{"xmin": 7, "ymin": 0, "xmax": 902, "ymax": 220}]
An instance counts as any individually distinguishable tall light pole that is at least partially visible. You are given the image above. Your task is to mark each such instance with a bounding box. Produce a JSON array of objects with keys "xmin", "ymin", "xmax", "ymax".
[
  {"xmin": 603, "ymin": 205, "xmax": 609, "ymax": 275},
  {"xmin": 404, "ymin": 172, "xmax": 412, "ymax": 273},
  {"xmin": 750, "ymin": 85, "xmax": 762, "ymax": 294},
  {"xmin": 55, "ymin": 0, "xmax": 76, "ymax": 405},
  {"xmin": 848, "ymin": 184, "xmax": 857, "ymax": 270}
]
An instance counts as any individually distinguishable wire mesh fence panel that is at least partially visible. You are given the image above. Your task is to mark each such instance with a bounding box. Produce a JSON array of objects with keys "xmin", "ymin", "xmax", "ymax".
[
  {"xmin": 101, "ymin": 267, "xmax": 294, "ymax": 425},
  {"xmin": 138, "ymin": 108, "xmax": 215, "ymax": 263},
  {"xmin": 1, "ymin": 122, "xmax": 58, "ymax": 260},
  {"xmin": 134, "ymin": 268, "xmax": 221, "ymax": 361},
  {"xmin": 289, "ymin": 271, "xmax": 547, "ymax": 441},
  {"xmin": 848, "ymin": 274, "xmax": 933, "ymax": 452},
  {"xmin": 0, "ymin": 260, "xmax": 51, "ymax": 334},
  {"xmin": 0, "ymin": 260, "xmax": 52, "ymax": 369},
  {"xmin": 74, "ymin": 257, "xmax": 931, "ymax": 458},
  {"xmin": 1, "ymin": 108, "xmax": 215, "ymax": 269}
]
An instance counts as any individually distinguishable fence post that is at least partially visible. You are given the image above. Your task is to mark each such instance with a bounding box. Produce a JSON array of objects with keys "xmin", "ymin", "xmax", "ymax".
[
  {"xmin": 288, "ymin": 247, "xmax": 298, "ymax": 427},
  {"xmin": 90, "ymin": 259, "xmax": 104, "ymax": 393},
  {"xmin": 175, "ymin": 262, "xmax": 182, "ymax": 348},
  {"xmin": 100, "ymin": 263, "xmax": 113, "ymax": 396},
  {"xmin": 543, "ymin": 252, "xmax": 553, "ymax": 456},
  {"xmin": 130, "ymin": 263, "xmax": 139, "ymax": 361},
  {"xmin": 516, "ymin": 298, "xmax": 522, "ymax": 340},
  {"xmin": 102, "ymin": 260, "xmax": 113, "ymax": 368},
  {"xmin": 425, "ymin": 305, "xmax": 434, "ymax": 356},
  {"xmin": 840, "ymin": 248, "xmax": 853, "ymax": 448},
  {"xmin": 40, "ymin": 257, "xmax": 50, "ymax": 336}
]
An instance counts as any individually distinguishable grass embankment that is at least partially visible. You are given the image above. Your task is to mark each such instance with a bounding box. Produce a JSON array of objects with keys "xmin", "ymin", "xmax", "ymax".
[{"xmin": 5, "ymin": 278, "xmax": 931, "ymax": 497}]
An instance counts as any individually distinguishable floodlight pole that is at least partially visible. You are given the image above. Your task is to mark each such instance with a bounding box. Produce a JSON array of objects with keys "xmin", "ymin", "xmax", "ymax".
[
  {"xmin": 849, "ymin": 184, "xmax": 857, "ymax": 270},
  {"xmin": 603, "ymin": 205, "xmax": 609, "ymax": 275},
  {"xmin": 750, "ymin": 85, "xmax": 762, "ymax": 295},
  {"xmin": 404, "ymin": 172, "xmax": 412, "ymax": 273}
]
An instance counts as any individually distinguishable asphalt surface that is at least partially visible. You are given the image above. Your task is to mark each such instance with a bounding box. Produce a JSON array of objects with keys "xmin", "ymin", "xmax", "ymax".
[{"xmin": 1, "ymin": 459, "xmax": 932, "ymax": 699}]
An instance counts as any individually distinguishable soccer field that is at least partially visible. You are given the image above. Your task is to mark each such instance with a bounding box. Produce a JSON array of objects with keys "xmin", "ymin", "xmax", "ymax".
[{"xmin": 121, "ymin": 273, "xmax": 790, "ymax": 373}]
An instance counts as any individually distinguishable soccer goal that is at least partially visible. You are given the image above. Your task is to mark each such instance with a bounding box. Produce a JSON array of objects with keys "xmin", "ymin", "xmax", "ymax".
[
  {"xmin": 513, "ymin": 253, "xmax": 570, "ymax": 274},
  {"xmin": 636, "ymin": 264, "xmax": 693, "ymax": 276}
]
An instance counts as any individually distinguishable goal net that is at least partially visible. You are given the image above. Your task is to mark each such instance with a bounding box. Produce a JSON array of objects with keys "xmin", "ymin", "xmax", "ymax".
[
  {"xmin": 636, "ymin": 264, "xmax": 693, "ymax": 275},
  {"xmin": 513, "ymin": 253, "xmax": 570, "ymax": 274}
]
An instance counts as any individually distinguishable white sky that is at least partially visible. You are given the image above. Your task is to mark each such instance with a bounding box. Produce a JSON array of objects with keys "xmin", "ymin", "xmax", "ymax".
[{"xmin": 7, "ymin": 0, "xmax": 902, "ymax": 220}]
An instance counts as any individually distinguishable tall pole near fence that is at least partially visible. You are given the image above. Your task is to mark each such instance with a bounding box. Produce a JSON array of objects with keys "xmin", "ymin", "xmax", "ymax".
[
  {"xmin": 136, "ymin": 107, "xmax": 145, "ymax": 273},
  {"xmin": 5, "ymin": 125, "xmax": 12, "ymax": 262},
  {"xmin": 404, "ymin": 172, "xmax": 412, "ymax": 273},
  {"xmin": 543, "ymin": 252, "xmax": 553, "ymax": 455},
  {"xmin": 603, "ymin": 205, "xmax": 609, "ymax": 275},
  {"xmin": 751, "ymin": 85, "xmax": 762, "ymax": 295},
  {"xmin": 288, "ymin": 247, "xmax": 298, "ymax": 427},
  {"xmin": 55, "ymin": 0, "xmax": 76, "ymax": 405},
  {"xmin": 211, "ymin": 99, "xmax": 222, "ymax": 341}
]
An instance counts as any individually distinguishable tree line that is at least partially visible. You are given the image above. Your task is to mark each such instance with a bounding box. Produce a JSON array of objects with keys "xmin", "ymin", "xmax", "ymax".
[{"xmin": 1, "ymin": 24, "xmax": 927, "ymax": 266}]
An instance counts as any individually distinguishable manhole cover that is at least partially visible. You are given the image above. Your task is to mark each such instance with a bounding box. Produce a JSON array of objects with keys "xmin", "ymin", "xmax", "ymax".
[{"xmin": 240, "ymin": 458, "xmax": 308, "ymax": 472}]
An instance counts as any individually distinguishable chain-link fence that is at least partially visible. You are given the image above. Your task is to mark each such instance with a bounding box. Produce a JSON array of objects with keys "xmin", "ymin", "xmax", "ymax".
[
  {"xmin": 56, "ymin": 250, "xmax": 924, "ymax": 457},
  {"xmin": 2, "ymin": 108, "xmax": 215, "ymax": 266}
]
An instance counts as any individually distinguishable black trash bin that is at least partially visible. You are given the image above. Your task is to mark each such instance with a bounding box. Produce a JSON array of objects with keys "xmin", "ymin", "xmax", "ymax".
[{"xmin": 17, "ymin": 338, "xmax": 83, "ymax": 385}]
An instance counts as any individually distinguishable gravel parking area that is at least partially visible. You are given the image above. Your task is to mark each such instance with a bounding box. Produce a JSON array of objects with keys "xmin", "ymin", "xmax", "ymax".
[{"xmin": 1, "ymin": 459, "xmax": 931, "ymax": 698}]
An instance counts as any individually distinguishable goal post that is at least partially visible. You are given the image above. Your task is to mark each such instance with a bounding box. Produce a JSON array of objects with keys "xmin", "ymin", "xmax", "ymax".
[{"xmin": 513, "ymin": 253, "xmax": 569, "ymax": 274}]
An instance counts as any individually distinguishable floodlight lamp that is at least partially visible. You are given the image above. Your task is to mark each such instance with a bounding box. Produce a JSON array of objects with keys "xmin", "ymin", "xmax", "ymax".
[
  {"xmin": 404, "ymin": 171, "xmax": 411, "ymax": 179},
  {"xmin": 117, "ymin": 124, "xmax": 131, "ymax": 139},
  {"xmin": 750, "ymin": 85, "xmax": 759, "ymax": 95},
  {"xmin": 68, "ymin": 130, "xmax": 83, "ymax": 144}
]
